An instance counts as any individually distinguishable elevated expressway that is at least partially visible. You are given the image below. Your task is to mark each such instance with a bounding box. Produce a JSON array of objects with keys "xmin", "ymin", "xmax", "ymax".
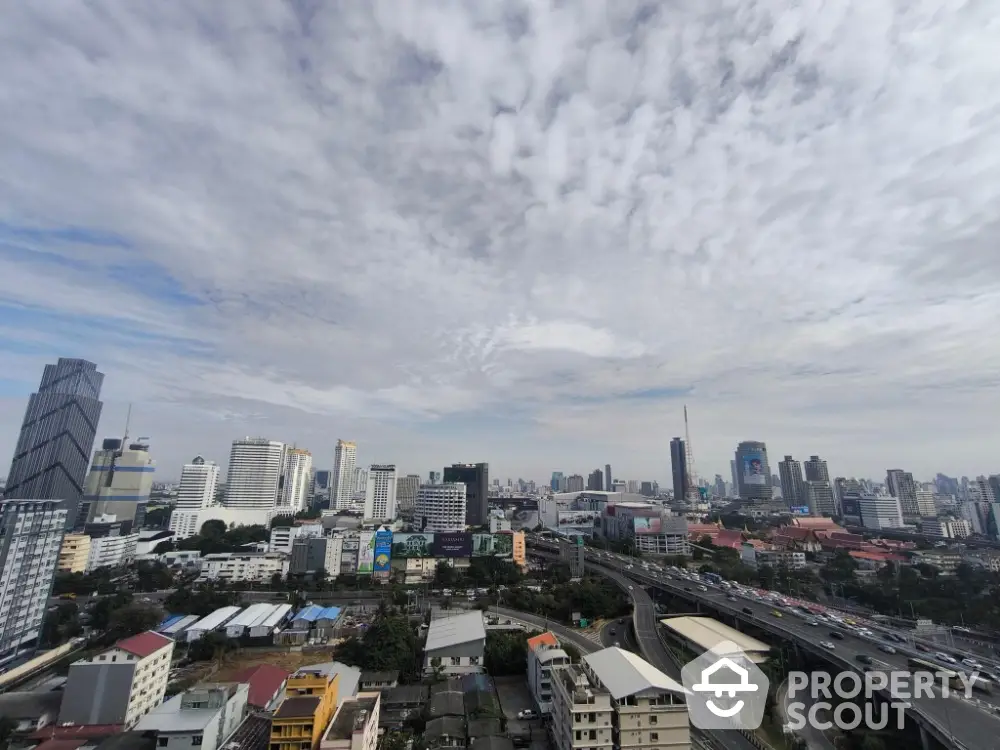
[{"xmin": 528, "ymin": 539, "xmax": 997, "ymax": 750}]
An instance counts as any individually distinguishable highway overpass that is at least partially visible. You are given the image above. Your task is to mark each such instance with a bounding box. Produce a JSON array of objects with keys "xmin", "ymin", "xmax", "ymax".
[{"xmin": 528, "ymin": 538, "xmax": 997, "ymax": 750}]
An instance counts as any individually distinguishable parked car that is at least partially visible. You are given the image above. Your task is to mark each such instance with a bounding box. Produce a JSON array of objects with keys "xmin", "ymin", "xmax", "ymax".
[{"xmin": 517, "ymin": 709, "xmax": 538, "ymax": 720}]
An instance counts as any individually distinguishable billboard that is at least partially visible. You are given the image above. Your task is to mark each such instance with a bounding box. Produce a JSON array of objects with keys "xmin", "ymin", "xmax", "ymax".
[
  {"xmin": 556, "ymin": 510, "xmax": 599, "ymax": 529},
  {"xmin": 434, "ymin": 532, "xmax": 473, "ymax": 558},
  {"xmin": 742, "ymin": 452, "xmax": 767, "ymax": 486},
  {"xmin": 790, "ymin": 506, "xmax": 811, "ymax": 516},
  {"xmin": 472, "ymin": 533, "xmax": 514, "ymax": 558},
  {"xmin": 356, "ymin": 531, "xmax": 375, "ymax": 574},
  {"xmin": 391, "ymin": 533, "xmax": 435, "ymax": 558},
  {"xmin": 509, "ymin": 508, "xmax": 540, "ymax": 531},
  {"xmin": 373, "ymin": 530, "xmax": 393, "ymax": 573}
]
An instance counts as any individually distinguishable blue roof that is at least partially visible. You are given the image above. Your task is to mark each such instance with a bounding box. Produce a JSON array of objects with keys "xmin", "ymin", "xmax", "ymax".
[
  {"xmin": 293, "ymin": 605, "xmax": 324, "ymax": 622},
  {"xmin": 158, "ymin": 614, "xmax": 183, "ymax": 631},
  {"xmin": 317, "ymin": 606, "xmax": 341, "ymax": 621}
]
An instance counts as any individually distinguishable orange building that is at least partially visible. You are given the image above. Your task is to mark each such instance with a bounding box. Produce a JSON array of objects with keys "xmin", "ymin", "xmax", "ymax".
[{"xmin": 270, "ymin": 665, "xmax": 341, "ymax": 750}]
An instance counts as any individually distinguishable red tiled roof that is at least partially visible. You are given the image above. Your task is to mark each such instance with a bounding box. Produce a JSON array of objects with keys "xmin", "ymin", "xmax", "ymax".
[
  {"xmin": 116, "ymin": 630, "xmax": 173, "ymax": 658},
  {"xmin": 33, "ymin": 740, "xmax": 88, "ymax": 750},
  {"xmin": 776, "ymin": 527, "xmax": 815, "ymax": 540},
  {"xmin": 30, "ymin": 726, "xmax": 123, "ymax": 741},
  {"xmin": 527, "ymin": 632, "xmax": 558, "ymax": 652},
  {"xmin": 230, "ymin": 664, "xmax": 291, "ymax": 708}
]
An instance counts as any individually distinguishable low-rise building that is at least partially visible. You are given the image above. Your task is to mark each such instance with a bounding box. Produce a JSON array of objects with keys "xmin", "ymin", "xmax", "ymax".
[
  {"xmin": 551, "ymin": 647, "xmax": 689, "ymax": 750},
  {"xmin": 526, "ymin": 632, "xmax": 571, "ymax": 715},
  {"xmin": 87, "ymin": 532, "xmax": 139, "ymax": 572},
  {"xmin": 423, "ymin": 611, "xmax": 486, "ymax": 675},
  {"xmin": 320, "ymin": 692, "xmax": 380, "ymax": 750},
  {"xmin": 358, "ymin": 671, "xmax": 399, "ymax": 691},
  {"xmin": 739, "ymin": 544, "xmax": 806, "ymax": 570},
  {"xmin": 270, "ymin": 524, "xmax": 325, "ymax": 555},
  {"xmin": 135, "ymin": 682, "xmax": 248, "ymax": 750},
  {"xmin": 58, "ymin": 533, "xmax": 92, "ymax": 573},
  {"xmin": 59, "ymin": 631, "xmax": 174, "ymax": 728},
  {"xmin": 200, "ymin": 552, "xmax": 289, "ymax": 582},
  {"xmin": 271, "ymin": 665, "xmax": 341, "ymax": 750},
  {"xmin": 228, "ymin": 664, "xmax": 290, "ymax": 711},
  {"xmin": 921, "ymin": 517, "xmax": 972, "ymax": 539},
  {"xmin": 909, "ymin": 549, "xmax": 963, "ymax": 576}
]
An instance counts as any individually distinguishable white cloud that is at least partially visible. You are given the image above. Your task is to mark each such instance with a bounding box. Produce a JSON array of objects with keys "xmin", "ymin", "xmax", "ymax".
[{"xmin": 1, "ymin": 0, "xmax": 999, "ymax": 482}]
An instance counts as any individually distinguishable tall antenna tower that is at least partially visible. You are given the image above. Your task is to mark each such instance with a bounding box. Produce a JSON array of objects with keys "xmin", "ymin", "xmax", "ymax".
[{"xmin": 684, "ymin": 405, "xmax": 701, "ymax": 504}]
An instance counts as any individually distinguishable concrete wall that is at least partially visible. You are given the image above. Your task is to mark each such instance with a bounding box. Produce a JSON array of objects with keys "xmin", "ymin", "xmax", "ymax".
[{"xmin": 59, "ymin": 661, "xmax": 135, "ymax": 725}]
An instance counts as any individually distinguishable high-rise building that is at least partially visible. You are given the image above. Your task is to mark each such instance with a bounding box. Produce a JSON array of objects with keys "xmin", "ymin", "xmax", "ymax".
[
  {"xmin": 0, "ymin": 499, "xmax": 67, "ymax": 663},
  {"xmin": 604, "ymin": 465, "xmax": 612, "ymax": 495},
  {"xmin": 713, "ymin": 475, "xmax": 726, "ymax": 498},
  {"xmin": 804, "ymin": 480, "xmax": 837, "ymax": 517},
  {"xmin": 734, "ymin": 441, "xmax": 771, "ymax": 503},
  {"xmin": 627, "ymin": 480, "xmax": 640, "ymax": 494},
  {"xmin": 80, "ymin": 437, "xmax": 155, "ymax": 531},
  {"xmin": 331, "ymin": 440, "xmax": 357, "ymax": 510},
  {"xmin": 223, "ymin": 438, "xmax": 286, "ymax": 510},
  {"xmin": 804, "ymin": 455, "xmax": 830, "ymax": 483},
  {"xmin": 886, "ymin": 469, "xmax": 919, "ymax": 520},
  {"xmin": 396, "ymin": 474, "xmax": 421, "ymax": 511},
  {"xmin": 313, "ymin": 470, "xmax": 331, "ymax": 495},
  {"xmin": 415, "ymin": 482, "xmax": 467, "ymax": 532},
  {"xmin": 364, "ymin": 465, "xmax": 397, "ymax": 521},
  {"xmin": 730, "ymin": 460, "xmax": 739, "ymax": 497},
  {"xmin": 277, "ymin": 448, "xmax": 312, "ymax": 515},
  {"xmin": 586, "ymin": 469, "xmax": 603, "ymax": 492},
  {"xmin": 669, "ymin": 438, "xmax": 687, "ymax": 502},
  {"xmin": 4, "ymin": 358, "xmax": 104, "ymax": 529},
  {"xmin": 778, "ymin": 456, "xmax": 805, "ymax": 508},
  {"xmin": 566, "ymin": 474, "xmax": 585, "ymax": 493},
  {"xmin": 428, "ymin": 471, "xmax": 441, "ymax": 485},
  {"xmin": 353, "ymin": 466, "xmax": 367, "ymax": 496},
  {"xmin": 443, "ymin": 463, "xmax": 489, "ymax": 526},
  {"xmin": 550, "ymin": 472, "xmax": 564, "ymax": 491},
  {"xmin": 168, "ymin": 456, "xmax": 220, "ymax": 540},
  {"xmin": 857, "ymin": 493, "xmax": 904, "ymax": 530}
]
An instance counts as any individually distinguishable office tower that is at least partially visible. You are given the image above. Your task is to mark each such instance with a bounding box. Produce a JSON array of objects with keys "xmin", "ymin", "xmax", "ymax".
[
  {"xmin": 277, "ymin": 448, "xmax": 312, "ymax": 515},
  {"xmin": 804, "ymin": 480, "xmax": 836, "ymax": 517},
  {"xmin": 734, "ymin": 442, "xmax": 772, "ymax": 503},
  {"xmin": 0, "ymin": 499, "xmax": 67, "ymax": 662},
  {"xmin": 4, "ymin": 358, "xmax": 104, "ymax": 529},
  {"xmin": 604, "ymin": 464, "xmax": 612, "ymax": 495},
  {"xmin": 443, "ymin": 463, "xmax": 489, "ymax": 526},
  {"xmin": 640, "ymin": 481, "xmax": 654, "ymax": 497},
  {"xmin": 428, "ymin": 471, "xmax": 441, "ymax": 485},
  {"xmin": 730, "ymin": 460, "xmax": 739, "ymax": 497},
  {"xmin": 804, "ymin": 455, "xmax": 830, "ymax": 483},
  {"xmin": 396, "ymin": 474, "xmax": 420, "ymax": 511},
  {"xmin": 331, "ymin": 440, "xmax": 357, "ymax": 510},
  {"xmin": 915, "ymin": 488, "xmax": 937, "ymax": 517},
  {"xmin": 566, "ymin": 474, "xmax": 585, "ymax": 493},
  {"xmin": 857, "ymin": 493, "xmax": 904, "ymax": 530},
  {"xmin": 313, "ymin": 470, "xmax": 331, "ymax": 495},
  {"xmin": 169, "ymin": 456, "xmax": 219, "ymax": 540},
  {"xmin": 971, "ymin": 476, "xmax": 997, "ymax": 503},
  {"xmin": 885, "ymin": 469, "xmax": 919, "ymax": 520},
  {"xmin": 352, "ymin": 466, "xmax": 367, "ymax": 496},
  {"xmin": 223, "ymin": 438, "xmax": 286, "ymax": 510},
  {"xmin": 550, "ymin": 472, "xmax": 564, "ymax": 491},
  {"xmin": 669, "ymin": 438, "xmax": 688, "ymax": 502},
  {"xmin": 778, "ymin": 456, "xmax": 805, "ymax": 508},
  {"xmin": 627, "ymin": 480, "xmax": 640, "ymax": 494},
  {"xmin": 587, "ymin": 469, "xmax": 604, "ymax": 491},
  {"xmin": 415, "ymin": 482, "xmax": 467, "ymax": 532},
  {"xmin": 713, "ymin": 475, "xmax": 726, "ymax": 498},
  {"xmin": 80, "ymin": 437, "xmax": 155, "ymax": 531},
  {"xmin": 364, "ymin": 465, "xmax": 397, "ymax": 521}
]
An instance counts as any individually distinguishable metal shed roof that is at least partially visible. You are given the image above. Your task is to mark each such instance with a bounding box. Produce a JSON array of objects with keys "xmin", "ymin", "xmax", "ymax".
[
  {"xmin": 187, "ymin": 606, "xmax": 242, "ymax": 632},
  {"xmin": 292, "ymin": 605, "xmax": 324, "ymax": 622},
  {"xmin": 227, "ymin": 603, "xmax": 277, "ymax": 629},
  {"xmin": 259, "ymin": 603, "xmax": 293, "ymax": 628},
  {"xmin": 316, "ymin": 606, "xmax": 341, "ymax": 621},
  {"xmin": 583, "ymin": 646, "xmax": 687, "ymax": 699},
  {"xmin": 659, "ymin": 616, "xmax": 770, "ymax": 662},
  {"xmin": 425, "ymin": 611, "xmax": 486, "ymax": 652}
]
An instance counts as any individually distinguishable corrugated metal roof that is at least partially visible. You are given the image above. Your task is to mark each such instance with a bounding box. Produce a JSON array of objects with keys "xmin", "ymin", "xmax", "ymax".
[
  {"xmin": 226, "ymin": 603, "xmax": 276, "ymax": 629},
  {"xmin": 317, "ymin": 606, "xmax": 341, "ymax": 621},
  {"xmin": 162, "ymin": 614, "xmax": 200, "ymax": 635},
  {"xmin": 583, "ymin": 646, "xmax": 687, "ymax": 699},
  {"xmin": 259, "ymin": 603, "xmax": 293, "ymax": 628},
  {"xmin": 425, "ymin": 611, "xmax": 486, "ymax": 652},
  {"xmin": 659, "ymin": 616, "xmax": 769, "ymax": 661},
  {"xmin": 157, "ymin": 615, "xmax": 183, "ymax": 631},
  {"xmin": 187, "ymin": 606, "xmax": 242, "ymax": 632},
  {"xmin": 292, "ymin": 605, "xmax": 324, "ymax": 622}
]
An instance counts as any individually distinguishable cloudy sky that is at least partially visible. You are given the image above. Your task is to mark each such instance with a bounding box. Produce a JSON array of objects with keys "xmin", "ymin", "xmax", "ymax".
[{"xmin": 1, "ymin": 0, "xmax": 998, "ymax": 484}]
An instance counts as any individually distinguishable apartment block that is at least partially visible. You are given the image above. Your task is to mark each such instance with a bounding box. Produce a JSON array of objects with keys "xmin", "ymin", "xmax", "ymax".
[
  {"xmin": 200, "ymin": 552, "xmax": 289, "ymax": 583},
  {"xmin": 271, "ymin": 665, "xmax": 341, "ymax": 750},
  {"xmin": 320, "ymin": 692, "xmax": 380, "ymax": 750},
  {"xmin": 551, "ymin": 647, "xmax": 689, "ymax": 750},
  {"xmin": 136, "ymin": 682, "xmax": 249, "ymax": 750},
  {"xmin": 59, "ymin": 630, "xmax": 174, "ymax": 727},
  {"xmin": 58, "ymin": 533, "xmax": 92, "ymax": 573},
  {"xmin": 526, "ymin": 632, "xmax": 571, "ymax": 715}
]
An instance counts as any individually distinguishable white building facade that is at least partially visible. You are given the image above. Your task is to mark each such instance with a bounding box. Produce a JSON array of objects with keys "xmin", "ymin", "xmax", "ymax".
[
  {"xmin": 364, "ymin": 465, "xmax": 398, "ymax": 522},
  {"xmin": 278, "ymin": 448, "xmax": 313, "ymax": 515},
  {"xmin": 0, "ymin": 499, "xmax": 66, "ymax": 662},
  {"xmin": 169, "ymin": 456, "xmax": 219, "ymax": 540},
  {"xmin": 200, "ymin": 552, "xmax": 289, "ymax": 583},
  {"xmin": 224, "ymin": 438, "xmax": 286, "ymax": 511},
  {"xmin": 415, "ymin": 483, "xmax": 467, "ymax": 532},
  {"xmin": 87, "ymin": 532, "xmax": 139, "ymax": 572},
  {"xmin": 332, "ymin": 440, "xmax": 357, "ymax": 510}
]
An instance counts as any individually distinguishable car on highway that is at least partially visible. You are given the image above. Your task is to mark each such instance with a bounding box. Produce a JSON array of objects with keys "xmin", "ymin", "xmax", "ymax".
[
  {"xmin": 806, "ymin": 619, "xmax": 819, "ymax": 627},
  {"xmin": 684, "ymin": 587, "xmax": 692, "ymax": 592},
  {"xmin": 879, "ymin": 644, "xmax": 897, "ymax": 655},
  {"xmin": 697, "ymin": 585, "xmax": 708, "ymax": 592},
  {"xmin": 628, "ymin": 585, "xmax": 634, "ymax": 591},
  {"xmin": 936, "ymin": 652, "xmax": 958, "ymax": 665},
  {"xmin": 962, "ymin": 657, "xmax": 984, "ymax": 670},
  {"xmin": 856, "ymin": 654, "xmax": 873, "ymax": 665},
  {"xmin": 726, "ymin": 595, "xmax": 737, "ymax": 601},
  {"xmin": 829, "ymin": 631, "xmax": 844, "ymax": 640},
  {"xmin": 742, "ymin": 607, "xmax": 753, "ymax": 615},
  {"xmin": 771, "ymin": 610, "xmax": 783, "ymax": 618},
  {"xmin": 820, "ymin": 641, "xmax": 836, "ymax": 650}
]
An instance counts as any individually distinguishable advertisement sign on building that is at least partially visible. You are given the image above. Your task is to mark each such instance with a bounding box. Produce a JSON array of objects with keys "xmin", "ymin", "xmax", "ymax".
[
  {"xmin": 356, "ymin": 531, "xmax": 375, "ymax": 574},
  {"xmin": 391, "ymin": 533, "xmax": 435, "ymax": 558},
  {"xmin": 373, "ymin": 530, "xmax": 393, "ymax": 573},
  {"xmin": 742, "ymin": 452, "xmax": 767, "ymax": 486},
  {"xmin": 555, "ymin": 510, "xmax": 599, "ymax": 529},
  {"xmin": 790, "ymin": 506, "xmax": 811, "ymax": 516},
  {"xmin": 472, "ymin": 533, "xmax": 514, "ymax": 558},
  {"xmin": 434, "ymin": 532, "xmax": 473, "ymax": 558}
]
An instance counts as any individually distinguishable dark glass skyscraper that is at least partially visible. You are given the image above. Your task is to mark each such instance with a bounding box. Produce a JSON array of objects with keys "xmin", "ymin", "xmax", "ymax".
[
  {"xmin": 3, "ymin": 359, "xmax": 104, "ymax": 529},
  {"xmin": 443, "ymin": 462, "xmax": 489, "ymax": 526},
  {"xmin": 670, "ymin": 437, "xmax": 688, "ymax": 502}
]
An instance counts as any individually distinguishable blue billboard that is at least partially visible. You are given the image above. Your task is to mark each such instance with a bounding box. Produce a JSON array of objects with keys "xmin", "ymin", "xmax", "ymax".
[
  {"xmin": 374, "ymin": 530, "xmax": 393, "ymax": 573},
  {"xmin": 742, "ymin": 452, "xmax": 767, "ymax": 486},
  {"xmin": 790, "ymin": 506, "xmax": 811, "ymax": 516}
]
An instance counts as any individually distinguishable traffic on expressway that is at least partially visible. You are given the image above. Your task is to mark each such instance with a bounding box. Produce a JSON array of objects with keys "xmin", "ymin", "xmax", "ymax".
[{"xmin": 527, "ymin": 535, "xmax": 1000, "ymax": 750}]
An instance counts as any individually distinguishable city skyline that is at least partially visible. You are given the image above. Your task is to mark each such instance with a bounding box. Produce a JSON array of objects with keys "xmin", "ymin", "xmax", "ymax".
[{"xmin": 2, "ymin": 5, "xmax": 999, "ymax": 482}]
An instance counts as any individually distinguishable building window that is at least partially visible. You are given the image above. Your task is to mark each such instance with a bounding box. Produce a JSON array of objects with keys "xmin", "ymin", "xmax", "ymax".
[
  {"xmin": 191, "ymin": 736, "xmax": 202, "ymax": 746},
  {"xmin": 158, "ymin": 739, "xmax": 168, "ymax": 747},
  {"xmin": 651, "ymin": 733, "xmax": 658, "ymax": 741},
  {"xmin": 649, "ymin": 715, "xmax": 657, "ymax": 724}
]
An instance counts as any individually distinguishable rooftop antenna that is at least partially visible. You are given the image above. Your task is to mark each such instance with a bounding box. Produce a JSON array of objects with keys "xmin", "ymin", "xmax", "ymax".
[{"xmin": 123, "ymin": 403, "xmax": 133, "ymax": 443}]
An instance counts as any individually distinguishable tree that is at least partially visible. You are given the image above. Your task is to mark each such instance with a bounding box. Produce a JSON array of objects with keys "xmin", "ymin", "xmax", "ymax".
[
  {"xmin": 135, "ymin": 561, "xmax": 174, "ymax": 592},
  {"xmin": 433, "ymin": 561, "xmax": 456, "ymax": 587},
  {"xmin": 144, "ymin": 506, "xmax": 172, "ymax": 528},
  {"xmin": 188, "ymin": 631, "xmax": 229, "ymax": 662},
  {"xmin": 41, "ymin": 602, "xmax": 82, "ymax": 646},
  {"xmin": 270, "ymin": 515, "xmax": 296, "ymax": 529},
  {"xmin": 105, "ymin": 603, "xmax": 162, "ymax": 643},
  {"xmin": 484, "ymin": 631, "xmax": 529, "ymax": 676},
  {"xmin": 334, "ymin": 611, "xmax": 421, "ymax": 681},
  {"xmin": 820, "ymin": 550, "xmax": 857, "ymax": 584}
]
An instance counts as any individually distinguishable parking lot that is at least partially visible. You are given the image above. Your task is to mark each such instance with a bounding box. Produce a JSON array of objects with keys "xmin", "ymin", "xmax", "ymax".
[{"xmin": 494, "ymin": 676, "xmax": 549, "ymax": 750}]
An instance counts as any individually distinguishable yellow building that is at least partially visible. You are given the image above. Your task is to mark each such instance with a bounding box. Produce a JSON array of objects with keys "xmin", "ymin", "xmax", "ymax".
[
  {"xmin": 58, "ymin": 534, "xmax": 92, "ymax": 573},
  {"xmin": 270, "ymin": 665, "xmax": 341, "ymax": 750},
  {"xmin": 511, "ymin": 530, "xmax": 526, "ymax": 568}
]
